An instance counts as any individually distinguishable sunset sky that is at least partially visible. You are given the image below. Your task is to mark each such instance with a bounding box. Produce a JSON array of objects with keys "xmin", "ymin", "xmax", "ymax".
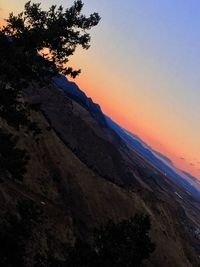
[{"xmin": 1, "ymin": 0, "xmax": 200, "ymax": 179}]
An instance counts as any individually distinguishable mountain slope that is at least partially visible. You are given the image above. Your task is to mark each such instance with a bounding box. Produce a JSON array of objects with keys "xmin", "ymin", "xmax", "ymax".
[
  {"xmin": 105, "ymin": 115, "xmax": 200, "ymax": 200},
  {"xmin": 53, "ymin": 74, "xmax": 200, "ymax": 200},
  {"xmin": 24, "ymin": 80, "xmax": 200, "ymax": 264},
  {"xmin": 0, "ymin": 78, "xmax": 199, "ymax": 266}
]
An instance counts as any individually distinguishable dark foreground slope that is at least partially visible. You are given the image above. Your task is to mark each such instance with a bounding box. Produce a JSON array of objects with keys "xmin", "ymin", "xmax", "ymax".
[{"xmin": 0, "ymin": 81, "xmax": 199, "ymax": 267}]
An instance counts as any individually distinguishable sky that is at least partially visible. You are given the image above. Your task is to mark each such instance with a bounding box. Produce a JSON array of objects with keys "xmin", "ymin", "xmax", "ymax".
[{"xmin": 1, "ymin": 0, "xmax": 200, "ymax": 179}]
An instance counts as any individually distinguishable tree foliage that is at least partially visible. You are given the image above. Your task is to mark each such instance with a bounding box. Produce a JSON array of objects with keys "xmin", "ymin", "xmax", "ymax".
[
  {"xmin": 0, "ymin": 2, "xmax": 100, "ymax": 182},
  {"xmin": 10, "ymin": 213, "xmax": 155, "ymax": 267},
  {"xmin": 3, "ymin": 0, "xmax": 100, "ymax": 77},
  {"xmin": 0, "ymin": 196, "xmax": 155, "ymax": 267},
  {"xmin": 0, "ymin": 0, "xmax": 100, "ymax": 132},
  {"xmin": 65, "ymin": 214, "xmax": 155, "ymax": 267}
]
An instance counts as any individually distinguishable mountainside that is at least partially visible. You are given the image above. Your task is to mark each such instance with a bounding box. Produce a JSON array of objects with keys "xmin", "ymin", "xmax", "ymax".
[
  {"xmin": 105, "ymin": 115, "xmax": 200, "ymax": 200},
  {"xmin": 53, "ymin": 74, "xmax": 200, "ymax": 198},
  {"xmin": 0, "ymin": 69, "xmax": 199, "ymax": 266},
  {"xmin": 0, "ymin": 76, "xmax": 198, "ymax": 266}
]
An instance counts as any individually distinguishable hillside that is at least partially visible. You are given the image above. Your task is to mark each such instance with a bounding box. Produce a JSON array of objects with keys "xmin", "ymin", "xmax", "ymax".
[{"xmin": 0, "ymin": 78, "xmax": 199, "ymax": 266}]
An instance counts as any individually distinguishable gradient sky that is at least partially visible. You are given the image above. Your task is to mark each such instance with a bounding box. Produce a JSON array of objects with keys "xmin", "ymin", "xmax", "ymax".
[{"xmin": 1, "ymin": 0, "xmax": 200, "ymax": 179}]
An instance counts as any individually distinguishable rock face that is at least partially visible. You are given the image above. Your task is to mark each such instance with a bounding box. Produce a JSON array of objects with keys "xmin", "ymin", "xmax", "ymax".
[{"xmin": 0, "ymin": 81, "xmax": 200, "ymax": 267}]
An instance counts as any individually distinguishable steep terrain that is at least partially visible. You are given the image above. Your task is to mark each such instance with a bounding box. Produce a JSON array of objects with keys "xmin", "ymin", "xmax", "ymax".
[{"xmin": 0, "ymin": 80, "xmax": 199, "ymax": 266}]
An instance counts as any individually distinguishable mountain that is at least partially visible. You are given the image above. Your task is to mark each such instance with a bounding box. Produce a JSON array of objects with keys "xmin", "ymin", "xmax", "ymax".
[
  {"xmin": 50, "ymin": 75, "xmax": 200, "ymax": 263},
  {"xmin": 52, "ymin": 75, "xmax": 107, "ymax": 128},
  {"xmin": 105, "ymin": 116, "xmax": 200, "ymax": 200},
  {"xmin": 0, "ymin": 74, "xmax": 200, "ymax": 266},
  {"xmin": 53, "ymin": 74, "xmax": 200, "ymax": 200}
]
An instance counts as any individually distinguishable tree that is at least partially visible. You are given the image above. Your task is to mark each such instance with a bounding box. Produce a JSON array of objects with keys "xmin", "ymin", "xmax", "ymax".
[
  {"xmin": 0, "ymin": 1, "xmax": 100, "ymax": 131},
  {"xmin": 0, "ymin": 0, "xmax": 100, "ymax": 143},
  {"xmin": 3, "ymin": 0, "xmax": 100, "ymax": 78},
  {"xmin": 65, "ymin": 214, "xmax": 155, "ymax": 267},
  {"xmin": 0, "ymin": 1, "xmax": 99, "ymax": 182},
  {"xmin": 93, "ymin": 214, "xmax": 155, "ymax": 267}
]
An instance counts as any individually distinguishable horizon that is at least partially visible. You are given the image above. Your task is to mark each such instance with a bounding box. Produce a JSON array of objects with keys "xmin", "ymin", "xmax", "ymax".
[{"xmin": 1, "ymin": 0, "xmax": 200, "ymax": 180}]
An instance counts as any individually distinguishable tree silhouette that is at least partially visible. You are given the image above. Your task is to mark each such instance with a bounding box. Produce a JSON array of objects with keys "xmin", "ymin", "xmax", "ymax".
[
  {"xmin": 3, "ymin": 0, "xmax": 100, "ymax": 78},
  {"xmin": 93, "ymin": 214, "xmax": 155, "ymax": 267},
  {"xmin": 0, "ymin": 1, "xmax": 99, "ymax": 182},
  {"xmin": 65, "ymin": 214, "xmax": 155, "ymax": 267}
]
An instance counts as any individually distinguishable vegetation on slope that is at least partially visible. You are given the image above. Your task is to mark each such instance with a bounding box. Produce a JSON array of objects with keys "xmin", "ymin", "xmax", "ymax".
[{"xmin": 0, "ymin": 205, "xmax": 154, "ymax": 267}]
